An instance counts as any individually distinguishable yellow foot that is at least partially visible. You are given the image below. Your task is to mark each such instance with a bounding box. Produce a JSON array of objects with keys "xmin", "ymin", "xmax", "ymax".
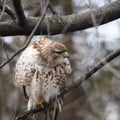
[{"xmin": 37, "ymin": 97, "xmax": 45, "ymax": 108}]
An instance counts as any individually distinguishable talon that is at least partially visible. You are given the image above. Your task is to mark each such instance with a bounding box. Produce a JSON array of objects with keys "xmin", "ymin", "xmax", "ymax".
[{"xmin": 37, "ymin": 97, "xmax": 45, "ymax": 108}]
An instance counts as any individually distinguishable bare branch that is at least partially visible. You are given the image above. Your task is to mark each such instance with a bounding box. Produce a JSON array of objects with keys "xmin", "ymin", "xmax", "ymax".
[
  {"xmin": 15, "ymin": 107, "xmax": 44, "ymax": 120},
  {"xmin": 2, "ymin": 40, "xmax": 13, "ymax": 72},
  {"xmin": 12, "ymin": 0, "xmax": 26, "ymax": 26},
  {"xmin": 61, "ymin": 47, "xmax": 120, "ymax": 95},
  {"xmin": 0, "ymin": 39, "xmax": 30, "ymax": 69},
  {"xmin": 48, "ymin": 3, "xmax": 58, "ymax": 15},
  {"xmin": 0, "ymin": 2, "xmax": 16, "ymax": 20},
  {"xmin": 0, "ymin": 0, "xmax": 6, "ymax": 20},
  {"xmin": 0, "ymin": 0, "xmax": 120, "ymax": 36},
  {"xmin": 0, "ymin": 1, "xmax": 50, "ymax": 69},
  {"xmin": 15, "ymin": 46, "xmax": 120, "ymax": 120}
]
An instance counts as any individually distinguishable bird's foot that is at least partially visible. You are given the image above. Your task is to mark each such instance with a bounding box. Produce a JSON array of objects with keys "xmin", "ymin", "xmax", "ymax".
[
  {"xmin": 36, "ymin": 97, "xmax": 48, "ymax": 109},
  {"xmin": 38, "ymin": 97, "xmax": 45, "ymax": 108}
]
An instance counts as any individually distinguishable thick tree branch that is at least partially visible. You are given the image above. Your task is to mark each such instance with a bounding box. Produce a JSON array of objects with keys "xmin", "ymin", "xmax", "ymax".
[
  {"xmin": 0, "ymin": 0, "xmax": 120, "ymax": 36},
  {"xmin": 12, "ymin": 0, "xmax": 26, "ymax": 26},
  {"xmin": 15, "ymin": 46, "xmax": 120, "ymax": 120}
]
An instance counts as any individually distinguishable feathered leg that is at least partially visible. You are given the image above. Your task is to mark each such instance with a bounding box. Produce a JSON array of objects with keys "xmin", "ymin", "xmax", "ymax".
[
  {"xmin": 44, "ymin": 111, "xmax": 47, "ymax": 120},
  {"xmin": 45, "ymin": 96, "xmax": 63, "ymax": 120},
  {"xmin": 45, "ymin": 106, "xmax": 59, "ymax": 120},
  {"xmin": 53, "ymin": 108, "xmax": 59, "ymax": 120}
]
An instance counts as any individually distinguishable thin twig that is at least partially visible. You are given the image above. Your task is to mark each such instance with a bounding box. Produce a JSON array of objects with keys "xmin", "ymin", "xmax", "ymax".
[
  {"xmin": 12, "ymin": 0, "xmax": 26, "ymax": 26},
  {"xmin": 0, "ymin": 40, "xmax": 29, "ymax": 69},
  {"xmin": 0, "ymin": 1, "xmax": 50, "ymax": 69},
  {"xmin": 0, "ymin": 0, "xmax": 6, "ymax": 20},
  {"xmin": 2, "ymin": 40, "xmax": 13, "ymax": 72},
  {"xmin": 48, "ymin": 3, "xmax": 58, "ymax": 15},
  {"xmin": 0, "ymin": 3, "xmax": 16, "ymax": 20}
]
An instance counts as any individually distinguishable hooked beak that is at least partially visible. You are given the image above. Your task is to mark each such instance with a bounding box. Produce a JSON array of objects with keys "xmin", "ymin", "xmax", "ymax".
[{"xmin": 62, "ymin": 52, "xmax": 69, "ymax": 58}]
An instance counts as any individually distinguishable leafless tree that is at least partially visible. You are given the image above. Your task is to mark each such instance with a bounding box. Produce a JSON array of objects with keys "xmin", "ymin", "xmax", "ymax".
[{"xmin": 0, "ymin": 0, "xmax": 120, "ymax": 120}]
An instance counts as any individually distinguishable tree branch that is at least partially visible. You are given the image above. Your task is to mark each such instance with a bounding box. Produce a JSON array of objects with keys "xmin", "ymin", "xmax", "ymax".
[
  {"xmin": 15, "ymin": 46, "xmax": 120, "ymax": 120},
  {"xmin": 0, "ymin": 2, "xmax": 16, "ymax": 20},
  {"xmin": 0, "ymin": 0, "xmax": 6, "ymax": 20},
  {"xmin": 12, "ymin": 0, "xmax": 26, "ymax": 26},
  {"xmin": 61, "ymin": 47, "xmax": 120, "ymax": 95},
  {"xmin": 15, "ymin": 107, "xmax": 44, "ymax": 120},
  {"xmin": 0, "ymin": 0, "xmax": 120, "ymax": 36},
  {"xmin": 0, "ymin": 1, "xmax": 50, "ymax": 69},
  {"xmin": 48, "ymin": 3, "xmax": 58, "ymax": 15}
]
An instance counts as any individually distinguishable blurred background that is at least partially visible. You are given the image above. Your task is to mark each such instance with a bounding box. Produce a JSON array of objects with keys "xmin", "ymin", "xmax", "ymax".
[{"xmin": 0, "ymin": 0, "xmax": 120, "ymax": 120}]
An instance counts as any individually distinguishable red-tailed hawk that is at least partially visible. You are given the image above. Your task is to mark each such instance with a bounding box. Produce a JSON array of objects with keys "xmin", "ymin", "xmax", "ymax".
[{"xmin": 15, "ymin": 38, "xmax": 71, "ymax": 120}]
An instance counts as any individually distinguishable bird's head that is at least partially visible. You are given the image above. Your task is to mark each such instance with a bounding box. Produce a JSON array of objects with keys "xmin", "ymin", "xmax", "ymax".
[
  {"xmin": 31, "ymin": 38, "xmax": 70, "ymax": 67},
  {"xmin": 47, "ymin": 42, "xmax": 70, "ymax": 66},
  {"xmin": 44, "ymin": 40, "xmax": 70, "ymax": 67}
]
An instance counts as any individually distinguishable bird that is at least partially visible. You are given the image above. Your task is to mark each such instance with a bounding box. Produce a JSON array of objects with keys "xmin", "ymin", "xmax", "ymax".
[{"xmin": 14, "ymin": 38, "xmax": 71, "ymax": 120}]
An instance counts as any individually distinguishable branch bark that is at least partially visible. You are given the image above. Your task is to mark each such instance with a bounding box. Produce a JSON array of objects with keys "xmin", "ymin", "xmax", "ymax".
[
  {"xmin": 0, "ymin": 0, "xmax": 120, "ymax": 36},
  {"xmin": 12, "ymin": 0, "xmax": 26, "ymax": 26},
  {"xmin": 15, "ymin": 108, "xmax": 44, "ymax": 120},
  {"xmin": 0, "ymin": 2, "xmax": 16, "ymax": 19}
]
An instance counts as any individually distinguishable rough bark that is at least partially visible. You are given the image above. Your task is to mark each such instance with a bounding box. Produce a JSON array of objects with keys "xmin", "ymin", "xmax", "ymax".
[{"xmin": 0, "ymin": 0, "xmax": 120, "ymax": 36}]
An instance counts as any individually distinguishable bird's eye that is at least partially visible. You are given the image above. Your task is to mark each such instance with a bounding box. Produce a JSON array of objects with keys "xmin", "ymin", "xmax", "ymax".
[{"xmin": 55, "ymin": 51, "xmax": 64, "ymax": 54}]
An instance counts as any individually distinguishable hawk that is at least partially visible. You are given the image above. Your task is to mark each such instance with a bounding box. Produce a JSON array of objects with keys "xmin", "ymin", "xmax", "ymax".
[{"xmin": 15, "ymin": 38, "xmax": 71, "ymax": 120}]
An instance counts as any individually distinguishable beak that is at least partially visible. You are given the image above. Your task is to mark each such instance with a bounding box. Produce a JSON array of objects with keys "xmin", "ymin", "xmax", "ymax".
[{"xmin": 62, "ymin": 52, "xmax": 69, "ymax": 58}]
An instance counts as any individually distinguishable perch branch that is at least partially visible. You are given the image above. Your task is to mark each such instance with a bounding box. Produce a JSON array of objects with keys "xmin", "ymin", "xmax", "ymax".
[
  {"xmin": 15, "ymin": 107, "xmax": 44, "ymax": 120},
  {"xmin": 15, "ymin": 47, "xmax": 120, "ymax": 120}
]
